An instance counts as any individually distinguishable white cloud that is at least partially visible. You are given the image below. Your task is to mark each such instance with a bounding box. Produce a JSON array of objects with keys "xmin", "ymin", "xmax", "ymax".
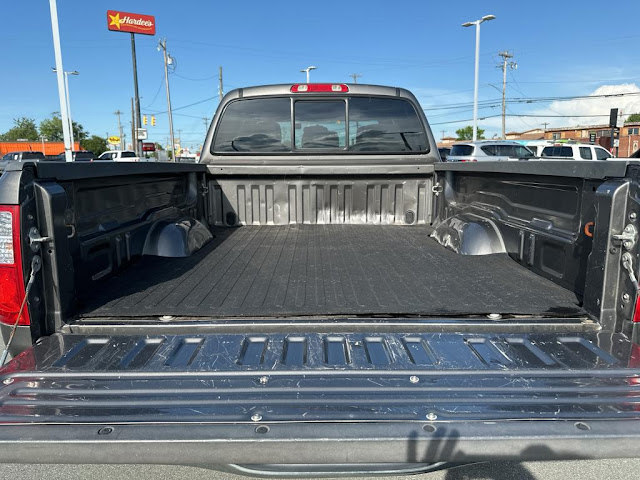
[{"xmin": 523, "ymin": 83, "xmax": 640, "ymax": 129}]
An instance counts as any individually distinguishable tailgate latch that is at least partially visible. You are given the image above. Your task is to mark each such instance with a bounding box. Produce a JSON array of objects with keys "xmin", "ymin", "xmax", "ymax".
[
  {"xmin": 28, "ymin": 227, "xmax": 52, "ymax": 252},
  {"xmin": 612, "ymin": 224, "xmax": 637, "ymax": 251}
]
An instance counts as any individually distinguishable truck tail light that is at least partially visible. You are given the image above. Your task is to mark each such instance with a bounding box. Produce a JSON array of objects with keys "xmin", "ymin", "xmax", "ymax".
[
  {"xmin": 633, "ymin": 295, "xmax": 640, "ymax": 323},
  {"xmin": 461, "ymin": 158, "xmax": 478, "ymax": 162},
  {"xmin": 0, "ymin": 206, "xmax": 30, "ymax": 326},
  {"xmin": 290, "ymin": 84, "xmax": 349, "ymax": 93}
]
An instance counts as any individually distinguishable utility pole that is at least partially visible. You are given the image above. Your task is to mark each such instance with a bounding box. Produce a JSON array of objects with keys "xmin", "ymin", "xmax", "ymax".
[
  {"xmin": 498, "ymin": 51, "xmax": 517, "ymax": 139},
  {"xmin": 158, "ymin": 38, "xmax": 176, "ymax": 162},
  {"xmin": 130, "ymin": 98, "xmax": 136, "ymax": 152},
  {"xmin": 542, "ymin": 122, "xmax": 549, "ymax": 133},
  {"xmin": 218, "ymin": 66, "xmax": 223, "ymax": 100},
  {"xmin": 441, "ymin": 130, "xmax": 446, "ymax": 141},
  {"xmin": 349, "ymin": 73, "xmax": 362, "ymax": 84},
  {"xmin": 114, "ymin": 110, "xmax": 124, "ymax": 150},
  {"xmin": 203, "ymin": 117, "xmax": 209, "ymax": 134}
]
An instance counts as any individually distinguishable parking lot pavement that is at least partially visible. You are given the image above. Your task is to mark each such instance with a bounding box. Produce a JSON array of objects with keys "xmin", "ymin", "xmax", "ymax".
[{"xmin": 1, "ymin": 459, "xmax": 640, "ymax": 480}]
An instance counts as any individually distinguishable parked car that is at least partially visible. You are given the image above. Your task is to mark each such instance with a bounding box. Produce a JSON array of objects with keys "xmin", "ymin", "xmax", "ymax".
[
  {"xmin": 97, "ymin": 150, "xmax": 141, "ymax": 162},
  {"xmin": 530, "ymin": 142, "xmax": 614, "ymax": 160},
  {"xmin": 1, "ymin": 83, "xmax": 640, "ymax": 473},
  {"xmin": 54, "ymin": 151, "xmax": 96, "ymax": 162},
  {"xmin": 1, "ymin": 151, "xmax": 45, "ymax": 162},
  {"xmin": 446, "ymin": 140, "xmax": 535, "ymax": 162},
  {"xmin": 438, "ymin": 146, "xmax": 451, "ymax": 161}
]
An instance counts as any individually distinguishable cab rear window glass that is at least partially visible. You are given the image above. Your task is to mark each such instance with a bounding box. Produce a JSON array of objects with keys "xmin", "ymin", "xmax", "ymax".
[
  {"xmin": 295, "ymin": 100, "xmax": 346, "ymax": 149},
  {"xmin": 348, "ymin": 97, "xmax": 427, "ymax": 152},
  {"xmin": 213, "ymin": 98, "xmax": 291, "ymax": 153},
  {"xmin": 450, "ymin": 145, "xmax": 474, "ymax": 156},
  {"xmin": 212, "ymin": 96, "xmax": 427, "ymax": 154}
]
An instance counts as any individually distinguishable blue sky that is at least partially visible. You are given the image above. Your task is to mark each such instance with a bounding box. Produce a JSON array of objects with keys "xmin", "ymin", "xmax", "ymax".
[{"xmin": 2, "ymin": 1, "xmax": 640, "ymax": 148}]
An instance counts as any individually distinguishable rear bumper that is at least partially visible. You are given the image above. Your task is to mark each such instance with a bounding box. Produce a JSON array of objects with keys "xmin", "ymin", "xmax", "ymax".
[{"xmin": 0, "ymin": 420, "xmax": 639, "ymax": 465}]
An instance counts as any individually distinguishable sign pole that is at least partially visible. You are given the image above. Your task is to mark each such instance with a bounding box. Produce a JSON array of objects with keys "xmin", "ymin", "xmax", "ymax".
[
  {"xmin": 130, "ymin": 32, "xmax": 142, "ymax": 156},
  {"xmin": 107, "ymin": 10, "xmax": 156, "ymax": 155}
]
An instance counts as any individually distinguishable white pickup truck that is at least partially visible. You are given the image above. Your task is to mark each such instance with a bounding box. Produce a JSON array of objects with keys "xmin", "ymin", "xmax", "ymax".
[{"xmin": 97, "ymin": 150, "xmax": 142, "ymax": 162}]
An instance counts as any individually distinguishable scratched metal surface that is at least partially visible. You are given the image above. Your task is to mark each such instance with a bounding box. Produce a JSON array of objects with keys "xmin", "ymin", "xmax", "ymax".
[
  {"xmin": 78, "ymin": 225, "xmax": 582, "ymax": 319},
  {"xmin": 0, "ymin": 331, "xmax": 637, "ymax": 423},
  {"xmin": 207, "ymin": 176, "xmax": 434, "ymax": 226}
]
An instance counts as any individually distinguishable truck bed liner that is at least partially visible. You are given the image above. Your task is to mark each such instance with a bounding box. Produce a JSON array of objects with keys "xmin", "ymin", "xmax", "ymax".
[{"xmin": 79, "ymin": 225, "xmax": 582, "ymax": 319}]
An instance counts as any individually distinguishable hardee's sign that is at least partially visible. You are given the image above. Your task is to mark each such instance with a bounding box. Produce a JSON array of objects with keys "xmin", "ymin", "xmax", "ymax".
[{"xmin": 107, "ymin": 10, "xmax": 156, "ymax": 36}]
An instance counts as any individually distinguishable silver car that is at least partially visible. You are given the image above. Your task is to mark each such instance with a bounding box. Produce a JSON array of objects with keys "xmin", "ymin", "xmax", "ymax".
[{"xmin": 447, "ymin": 140, "xmax": 535, "ymax": 162}]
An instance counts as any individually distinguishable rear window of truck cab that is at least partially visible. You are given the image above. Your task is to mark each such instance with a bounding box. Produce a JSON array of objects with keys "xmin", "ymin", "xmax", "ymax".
[{"xmin": 212, "ymin": 96, "xmax": 428, "ymax": 154}]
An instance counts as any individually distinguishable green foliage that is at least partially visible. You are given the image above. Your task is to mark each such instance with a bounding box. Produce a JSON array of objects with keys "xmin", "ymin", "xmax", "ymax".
[
  {"xmin": 0, "ymin": 117, "xmax": 39, "ymax": 141},
  {"xmin": 38, "ymin": 113, "xmax": 87, "ymax": 143},
  {"xmin": 81, "ymin": 135, "xmax": 108, "ymax": 155},
  {"xmin": 455, "ymin": 125, "xmax": 485, "ymax": 140},
  {"xmin": 627, "ymin": 113, "xmax": 640, "ymax": 123}
]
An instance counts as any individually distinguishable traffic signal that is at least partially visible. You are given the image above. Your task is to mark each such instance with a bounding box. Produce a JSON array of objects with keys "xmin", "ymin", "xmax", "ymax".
[
  {"xmin": 142, "ymin": 115, "xmax": 148, "ymax": 125},
  {"xmin": 151, "ymin": 116, "xmax": 156, "ymax": 126}
]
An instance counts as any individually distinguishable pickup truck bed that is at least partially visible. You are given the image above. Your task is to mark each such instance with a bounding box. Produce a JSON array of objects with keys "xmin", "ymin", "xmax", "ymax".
[
  {"xmin": 79, "ymin": 224, "xmax": 582, "ymax": 319},
  {"xmin": 1, "ymin": 84, "xmax": 639, "ymax": 472}
]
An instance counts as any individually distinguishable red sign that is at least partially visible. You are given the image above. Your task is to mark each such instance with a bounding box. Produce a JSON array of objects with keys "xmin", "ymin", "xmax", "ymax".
[
  {"xmin": 107, "ymin": 10, "xmax": 156, "ymax": 36},
  {"xmin": 142, "ymin": 142, "xmax": 156, "ymax": 152}
]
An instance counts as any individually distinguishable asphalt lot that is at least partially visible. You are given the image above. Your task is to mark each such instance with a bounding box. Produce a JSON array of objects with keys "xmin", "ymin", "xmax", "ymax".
[
  {"xmin": 1, "ymin": 337, "xmax": 639, "ymax": 479},
  {"xmin": 1, "ymin": 459, "xmax": 640, "ymax": 480}
]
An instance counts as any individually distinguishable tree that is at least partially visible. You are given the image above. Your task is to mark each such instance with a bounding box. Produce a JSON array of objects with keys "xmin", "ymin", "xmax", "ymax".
[
  {"xmin": 81, "ymin": 135, "xmax": 108, "ymax": 155},
  {"xmin": 39, "ymin": 113, "xmax": 87, "ymax": 143},
  {"xmin": 627, "ymin": 113, "xmax": 640, "ymax": 123},
  {"xmin": 0, "ymin": 117, "xmax": 39, "ymax": 141},
  {"xmin": 455, "ymin": 125, "xmax": 485, "ymax": 141}
]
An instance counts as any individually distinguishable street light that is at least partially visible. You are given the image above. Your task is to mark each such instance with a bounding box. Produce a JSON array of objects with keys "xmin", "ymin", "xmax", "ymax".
[
  {"xmin": 300, "ymin": 65, "xmax": 317, "ymax": 83},
  {"xmin": 52, "ymin": 68, "xmax": 79, "ymax": 149},
  {"xmin": 462, "ymin": 14, "xmax": 496, "ymax": 141}
]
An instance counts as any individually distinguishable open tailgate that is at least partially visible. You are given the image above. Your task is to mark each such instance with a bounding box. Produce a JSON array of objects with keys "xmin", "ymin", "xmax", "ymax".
[{"xmin": 0, "ymin": 330, "xmax": 639, "ymax": 466}]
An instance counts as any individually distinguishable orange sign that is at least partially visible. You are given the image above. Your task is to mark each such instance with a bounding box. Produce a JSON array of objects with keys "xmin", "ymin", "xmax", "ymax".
[{"xmin": 107, "ymin": 10, "xmax": 156, "ymax": 35}]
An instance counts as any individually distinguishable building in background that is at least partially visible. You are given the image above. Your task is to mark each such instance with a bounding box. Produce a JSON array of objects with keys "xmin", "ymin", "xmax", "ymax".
[{"xmin": 0, "ymin": 141, "xmax": 80, "ymax": 156}]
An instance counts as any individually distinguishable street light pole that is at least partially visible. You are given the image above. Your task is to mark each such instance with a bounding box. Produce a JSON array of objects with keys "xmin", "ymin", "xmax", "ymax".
[
  {"xmin": 48, "ymin": 0, "xmax": 73, "ymax": 162},
  {"xmin": 300, "ymin": 66, "xmax": 317, "ymax": 83},
  {"xmin": 462, "ymin": 14, "xmax": 495, "ymax": 142},
  {"xmin": 53, "ymin": 68, "xmax": 79, "ymax": 150}
]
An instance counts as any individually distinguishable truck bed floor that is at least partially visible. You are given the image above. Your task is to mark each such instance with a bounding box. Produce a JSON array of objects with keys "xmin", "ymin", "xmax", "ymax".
[{"xmin": 79, "ymin": 225, "xmax": 583, "ymax": 319}]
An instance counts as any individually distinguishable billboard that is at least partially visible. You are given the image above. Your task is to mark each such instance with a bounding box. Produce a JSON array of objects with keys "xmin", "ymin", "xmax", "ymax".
[{"xmin": 107, "ymin": 10, "xmax": 156, "ymax": 35}]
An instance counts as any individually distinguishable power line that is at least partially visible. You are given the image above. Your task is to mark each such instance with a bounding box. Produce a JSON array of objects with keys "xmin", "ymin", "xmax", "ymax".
[
  {"xmin": 148, "ymin": 95, "xmax": 218, "ymax": 116},
  {"xmin": 430, "ymin": 112, "xmax": 622, "ymax": 126},
  {"xmin": 173, "ymin": 72, "xmax": 218, "ymax": 81},
  {"xmin": 423, "ymin": 90, "xmax": 640, "ymax": 111},
  {"xmin": 141, "ymin": 72, "xmax": 166, "ymax": 110}
]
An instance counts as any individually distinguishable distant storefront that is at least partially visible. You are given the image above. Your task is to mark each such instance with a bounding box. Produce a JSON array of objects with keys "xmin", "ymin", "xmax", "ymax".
[{"xmin": 0, "ymin": 141, "xmax": 80, "ymax": 156}]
